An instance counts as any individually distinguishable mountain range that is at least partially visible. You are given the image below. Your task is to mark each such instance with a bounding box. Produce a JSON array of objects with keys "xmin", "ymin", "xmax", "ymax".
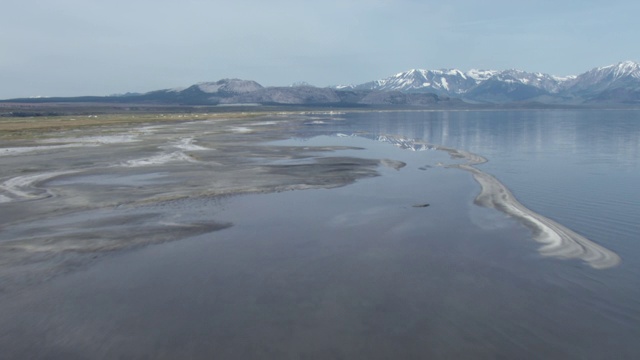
[
  {"xmin": 4, "ymin": 61, "xmax": 640, "ymax": 107},
  {"xmin": 336, "ymin": 61, "xmax": 640, "ymax": 104}
]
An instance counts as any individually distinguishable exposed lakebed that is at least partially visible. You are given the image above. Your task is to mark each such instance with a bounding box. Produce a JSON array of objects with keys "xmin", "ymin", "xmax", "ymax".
[{"xmin": 0, "ymin": 110, "xmax": 638, "ymax": 359}]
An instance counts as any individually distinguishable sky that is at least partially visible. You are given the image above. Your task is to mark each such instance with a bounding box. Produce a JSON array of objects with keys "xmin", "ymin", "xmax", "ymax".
[{"xmin": 2, "ymin": 0, "xmax": 640, "ymax": 99}]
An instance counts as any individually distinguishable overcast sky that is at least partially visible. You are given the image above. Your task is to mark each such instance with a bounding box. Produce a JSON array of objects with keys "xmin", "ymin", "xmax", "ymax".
[{"xmin": 2, "ymin": 0, "xmax": 640, "ymax": 98}]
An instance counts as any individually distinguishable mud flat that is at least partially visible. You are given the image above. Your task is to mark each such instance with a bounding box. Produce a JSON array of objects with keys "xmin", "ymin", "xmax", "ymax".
[{"xmin": 0, "ymin": 113, "xmax": 394, "ymax": 291}]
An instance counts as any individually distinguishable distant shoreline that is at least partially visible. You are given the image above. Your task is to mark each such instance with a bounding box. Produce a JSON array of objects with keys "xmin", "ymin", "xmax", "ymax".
[{"xmin": 4, "ymin": 103, "xmax": 640, "ymax": 140}]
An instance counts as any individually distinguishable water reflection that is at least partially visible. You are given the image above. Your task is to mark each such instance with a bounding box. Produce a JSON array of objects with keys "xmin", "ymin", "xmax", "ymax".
[
  {"xmin": 294, "ymin": 110, "xmax": 640, "ymax": 263},
  {"xmin": 298, "ymin": 110, "xmax": 640, "ymax": 169}
]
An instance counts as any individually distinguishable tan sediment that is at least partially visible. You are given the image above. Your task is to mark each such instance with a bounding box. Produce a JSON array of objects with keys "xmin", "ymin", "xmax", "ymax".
[
  {"xmin": 438, "ymin": 146, "xmax": 621, "ymax": 269},
  {"xmin": 0, "ymin": 112, "xmax": 270, "ymax": 139}
]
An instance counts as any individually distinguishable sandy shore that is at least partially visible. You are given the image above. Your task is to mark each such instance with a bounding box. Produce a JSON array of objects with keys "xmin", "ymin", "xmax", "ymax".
[{"xmin": 438, "ymin": 146, "xmax": 621, "ymax": 269}]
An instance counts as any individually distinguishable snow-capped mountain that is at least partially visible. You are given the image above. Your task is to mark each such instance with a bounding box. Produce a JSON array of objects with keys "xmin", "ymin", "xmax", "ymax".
[
  {"xmin": 346, "ymin": 69, "xmax": 478, "ymax": 95},
  {"xmin": 495, "ymin": 69, "xmax": 570, "ymax": 93},
  {"xmin": 341, "ymin": 68, "xmax": 569, "ymax": 97},
  {"xmin": 562, "ymin": 61, "xmax": 640, "ymax": 95},
  {"xmin": 337, "ymin": 61, "xmax": 640, "ymax": 103}
]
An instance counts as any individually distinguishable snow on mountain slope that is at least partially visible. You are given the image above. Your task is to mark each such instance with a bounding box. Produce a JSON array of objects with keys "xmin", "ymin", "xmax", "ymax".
[
  {"xmin": 350, "ymin": 68, "xmax": 478, "ymax": 95},
  {"xmin": 466, "ymin": 69, "xmax": 499, "ymax": 82},
  {"xmin": 562, "ymin": 61, "xmax": 640, "ymax": 94},
  {"xmin": 491, "ymin": 69, "xmax": 567, "ymax": 93},
  {"xmin": 343, "ymin": 67, "xmax": 573, "ymax": 96},
  {"xmin": 600, "ymin": 60, "xmax": 640, "ymax": 79},
  {"xmin": 339, "ymin": 61, "xmax": 640, "ymax": 103}
]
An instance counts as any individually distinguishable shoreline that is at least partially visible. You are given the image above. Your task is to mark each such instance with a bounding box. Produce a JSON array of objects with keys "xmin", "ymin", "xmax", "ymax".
[
  {"xmin": 0, "ymin": 113, "xmax": 622, "ymax": 294},
  {"xmin": 0, "ymin": 115, "xmax": 385, "ymax": 292}
]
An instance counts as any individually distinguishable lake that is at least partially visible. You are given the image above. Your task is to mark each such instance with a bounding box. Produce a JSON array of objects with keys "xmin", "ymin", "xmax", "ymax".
[{"xmin": 0, "ymin": 110, "xmax": 639, "ymax": 359}]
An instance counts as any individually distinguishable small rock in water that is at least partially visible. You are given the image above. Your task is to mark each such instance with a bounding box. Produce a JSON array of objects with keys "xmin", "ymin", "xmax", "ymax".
[{"xmin": 412, "ymin": 203, "xmax": 430, "ymax": 208}]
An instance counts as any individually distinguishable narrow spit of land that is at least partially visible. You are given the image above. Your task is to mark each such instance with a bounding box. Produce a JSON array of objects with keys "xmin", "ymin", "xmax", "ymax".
[{"xmin": 438, "ymin": 146, "xmax": 621, "ymax": 269}]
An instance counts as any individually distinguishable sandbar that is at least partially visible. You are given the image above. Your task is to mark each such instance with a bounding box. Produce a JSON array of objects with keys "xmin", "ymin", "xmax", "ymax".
[{"xmin": 438, "ymin": 145, "xmax": 621, "ymax": 269}]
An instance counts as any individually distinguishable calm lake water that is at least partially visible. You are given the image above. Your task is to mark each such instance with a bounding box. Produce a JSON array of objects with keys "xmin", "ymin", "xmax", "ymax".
[{"xmin": 1, "ymin": 110, "xmax": 639, "ymax": 359}]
